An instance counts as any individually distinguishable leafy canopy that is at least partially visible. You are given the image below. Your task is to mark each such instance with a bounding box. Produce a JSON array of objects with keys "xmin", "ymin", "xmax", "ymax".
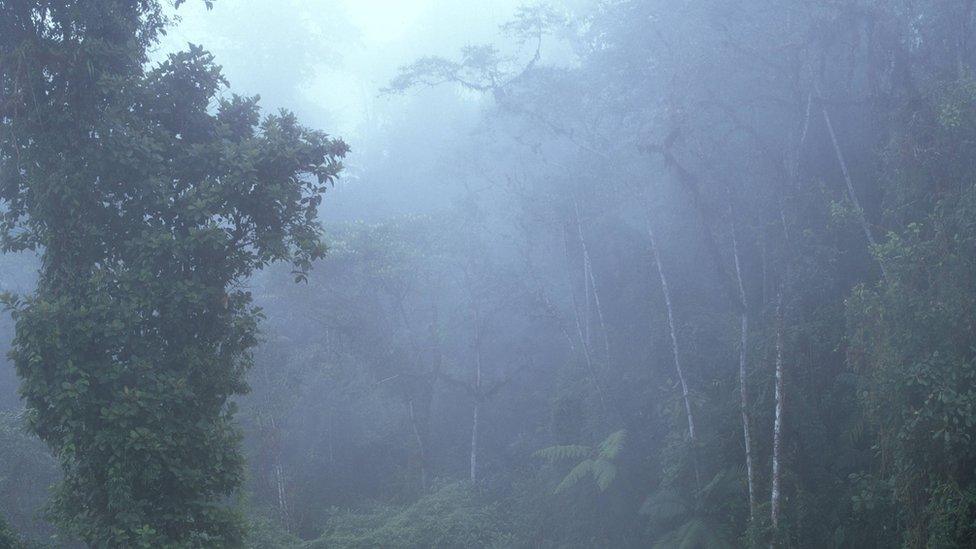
[{"xmin": 0, "ymin": 1, "xmax": 346, "ymax": 546}]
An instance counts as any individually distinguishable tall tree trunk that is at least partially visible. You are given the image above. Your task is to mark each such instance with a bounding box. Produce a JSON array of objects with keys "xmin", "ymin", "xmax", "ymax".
[
  {"xmin": 562, "ymin": 225, "xmax": 609, "ymax": 418},
  {"xmin": 414, "ymin": 296, "xmax": 442, "ymax": 492},
  {"xmin": 274, "ymin": 459, "xmax": 288, "ymax": 525},
  {"xmin": 470, "ymin": 400, "xmax": 480, "ymax": 483},
  {"xmin": 730, "ymin": 212, "xmax": 757, "ymax": 524},
  {"xmin": 470, "ymin": 305, "xmax": 483, "ymax": 483},
  {"xmin": 770, "ymin": 287, "xmax": 786, "ymax": 538},
  {"xmin": 820, "ymin": 103, "xmax": 888, "ymax": 281},
  {"xmin": 648, "ymin": 219, "xmax": 701, "ymax": 490},
  {"xmin": 409, "ymin": 399, "xmax": 429, "ymax": 491},
  {"xmin": 574, "ymin": 198, "xmax": 611, "ymax": 360},
  {"xmin": 647, "ymin": 220, "xmax": 696, "ymax": 443},
  {"xmin": 269, "ymin": 417, "xmax": 290, "ymax": 528}
]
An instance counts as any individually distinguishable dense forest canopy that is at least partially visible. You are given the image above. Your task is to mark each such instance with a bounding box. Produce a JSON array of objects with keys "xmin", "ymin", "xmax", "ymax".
[{"xmin": 1, "ymin": 0, "xmax": 975, "ymax": 547}]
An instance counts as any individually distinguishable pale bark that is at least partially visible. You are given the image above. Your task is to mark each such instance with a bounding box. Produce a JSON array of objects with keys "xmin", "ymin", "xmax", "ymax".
[
  {"xmin": 730, "ymin": 214, "xmax": 757, "ymax": 523},
  {"xmin": 770, "ymin": 288, "xmax": 786, "ymax": 535},
  {"xmin": 562, "ymin": 225, "xmax": 609, "ymax": 417},
  {"xmin": 574, "ymin": 198, "xmax": 611, "ymax": 360},
  {"xmin": 572, "ymin": 294, "xmax": 608, "ymax": 416},
  {"xmin": 269, "ymin": 417, "xmax": 290, "ymax": 527},
  {"xmin": 821, "ymin": 103, "xmax": 888, "ymax": 281},
  {"xmin": 647, "ymin": 220, "xmax": 696, "ymax": 442},
  {"xmin": 585, "ymin": 251, "xmax": 611, "ymax": 360},
  {"xmin": 470, "ymin": 400, "xmax": 480, "ymax": 483},
  {"xmin": 470, "ymin": 305, "xmax": 483, "ymax": 483},
  {"xmin": 409, "ymin": 399, "xmax": 429, "ymax": 491},
  {"xmin": 274, "ymin": 460, "xmax": 288, "ymax": 524}
]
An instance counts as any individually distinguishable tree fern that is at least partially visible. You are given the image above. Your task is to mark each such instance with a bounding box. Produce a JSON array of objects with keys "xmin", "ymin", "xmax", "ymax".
[
  {"xmin": 652, "ymin": 518, "xmax": 734, "ymax": 549},
  {"xmin": 591, "ymin": 458, "xmax": 617, "ymax": 491},
  {"xmin": 597, "ymin": 430, "xmax": 626, "ymax": 461},
  {"xmin": 555, "ymin": 459, "xmax": 594, "ymax": 493},
  {"xmin": 640, "ymin": 489, "xmax": 688, "ymax": 524},
  {"xmin": 535, "ymin": 430, "xmax": 626, "ymax": 494},
  {"xmin": 532, "ymin": 444, "xmax": 591, "ymax": 463}
]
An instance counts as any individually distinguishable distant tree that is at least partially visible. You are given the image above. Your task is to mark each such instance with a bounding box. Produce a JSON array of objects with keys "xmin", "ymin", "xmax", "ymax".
[{"xmin": 0, "ymin": 1, "xmax": 346, "ymax": 546}]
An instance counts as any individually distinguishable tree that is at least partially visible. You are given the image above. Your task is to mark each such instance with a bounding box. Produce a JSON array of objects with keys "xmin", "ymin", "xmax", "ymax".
[{"xmin": 0, "ymin": 1, "xmax": 346, "ymax": 545}]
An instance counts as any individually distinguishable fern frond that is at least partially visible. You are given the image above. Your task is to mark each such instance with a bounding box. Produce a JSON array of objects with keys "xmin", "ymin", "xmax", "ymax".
[
  {"xmin": 554, "ymin": 459, "xmax": 594, "ymax": 493},
  {"xmin": 597, "ymin": 429, "xmax": 626, "ymax": 461},
  {"xmin": 532, "ymin": 444, "xmax": 591, "ymax": 463},
  {"xmin": 699, "ymin": 468, "xmax": 745, "ymax": 505},
  {"xmin": 640, "ymin": 489, "xmax": 687, "ymax": 523},
  {"xmin": 591, "ymin": 459, "xmax": 617, "ymax": 491}
]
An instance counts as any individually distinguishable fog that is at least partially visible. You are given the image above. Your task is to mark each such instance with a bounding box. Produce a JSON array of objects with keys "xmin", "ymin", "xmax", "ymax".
[{"xmin": 2, "ymin": 1, "xmax": 976, "ymax": 547}]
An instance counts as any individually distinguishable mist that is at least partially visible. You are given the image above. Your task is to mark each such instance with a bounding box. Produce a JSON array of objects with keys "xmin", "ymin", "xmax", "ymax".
[{"xmin": 2, "ymin": 1, "xmax": 976, "ymax": 547}]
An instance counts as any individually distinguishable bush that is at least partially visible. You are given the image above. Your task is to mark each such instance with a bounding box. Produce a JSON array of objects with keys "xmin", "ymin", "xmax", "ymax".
[{"xmin": 304, "ymin": 482, "xmax": 512, "ymax": 548}]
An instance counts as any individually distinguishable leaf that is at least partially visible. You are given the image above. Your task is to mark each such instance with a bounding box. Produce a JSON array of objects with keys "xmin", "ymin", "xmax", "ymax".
[
  {"xmin": 591, "ymin": 459, "xmax": 617, "ymax": 491},
  {"xmin": 597, "ymin": 429, "xmax": 626, "ymax": 461},
  {"xmin": 532, "ymin": 444, "xmax": 591, "ymax": 463},
  {"xmin": 554, "ymin": 459, "xmax": 593, "ymax": 494},
  {"xmin": 640, "ymin": 489, "xmax": 687, "ymax": 523}
]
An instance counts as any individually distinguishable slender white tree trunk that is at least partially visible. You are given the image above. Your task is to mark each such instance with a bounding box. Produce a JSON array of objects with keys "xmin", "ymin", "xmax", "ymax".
[
  {"xmin": 562, "ymin": 225, "xmax": 609, "ymax": 417},
  {"xmin": 470, "ymin": 305, "xmax": 483, "ymax": 483},
  {"xmin": 274, "ymin": 461, "xmax": 288, "ymax": 523},
  {"xmin": 269, "ymin": 417, "xmax": 289, "ymax": 527},
  {"xmin": 470, "ymin": 401, "xmax": 479, "ymax": 482},
  {"xmin": 770, "ymin": 288, "xmax": 786, "ymax": 536},
  {"xmin": 821, "ymin": 103, "xmax": 888, "ymax": 281},
  {"xmin": 575, "ymin": 198, "xmax": 611, "ymax": 360},
  {"xmin": 730, "ymin": 215, "xmax": 757, "ymax": 523},
  {"xmin": 409, "ymin": 400, "xmax": 428, "ymax": 491},
  {"xmin": 648, "ymin": 221, "xmax": 696, "ymax": 442}
]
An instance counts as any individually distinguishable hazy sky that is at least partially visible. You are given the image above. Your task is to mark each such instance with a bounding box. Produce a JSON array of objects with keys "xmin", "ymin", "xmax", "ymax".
[
  {"xmin": 155, "ymin": 0, "xmax": 550, "ymax": 221},
  {"xmin": 158, "ymin": 0, "xmax": 523, "ymax": 139}
]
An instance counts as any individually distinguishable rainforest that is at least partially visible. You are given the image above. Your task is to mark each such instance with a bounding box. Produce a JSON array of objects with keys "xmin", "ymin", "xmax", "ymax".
[{"xmin": 1, "ymin": 1, "xmax": 976, "ymax": 547}]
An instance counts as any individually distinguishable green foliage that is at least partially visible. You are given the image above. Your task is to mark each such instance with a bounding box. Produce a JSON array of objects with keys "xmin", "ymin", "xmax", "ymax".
[
  {"xmin": 845, "ymin": 76, "xmax": 976, "ymax": 547},
  {"xmin": 0, "ymin": 1, "xmax": 345, "ymax": 546},
  {"xmin": 305, "ymin": 482, "xmax": 512, "ymax": 549},
  {"xmin": 244, "ymin": 514, "xmax": 302, "ymax": 549},
  {"xmin": 0, "ymin": 412, "xmax": 58, "ymax": 544},
  {"xmin": 651, "ymin": 518, "xmax": 733, "ymax": 549},
  {"xmin": 2, "ymin": 1, "xmax": 974, "ymax": 547},
  {"xmin": 535, "ymin": 430, "xmax": 625, "ymax": 494},
  {"xmin": 641, "ymin": 469, "xmax": 742, "ymax": 549},
  {"xmin": 0, "ymin": 515, "xmax": 22, "ymax": 549},
  {"xmin": 597, "ymin": 429, "xmax": 625, "ymax": 461},
  {"xmin": 532, "ymin": 444, "xmax": 591, "ymax": 462}
]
